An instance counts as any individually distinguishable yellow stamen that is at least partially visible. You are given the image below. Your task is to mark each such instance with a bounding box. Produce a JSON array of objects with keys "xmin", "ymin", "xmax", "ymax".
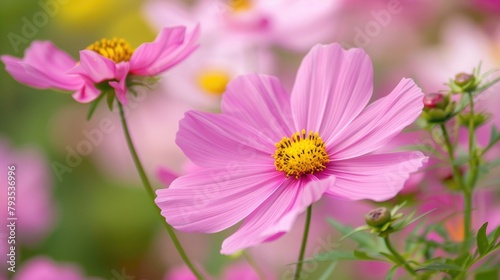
[
  {"xmin": 228, "ymin": 0, "xmax": 252, "ymax": 12},
  {"xmin": 197, "ymin": 70, "xmax": 231, "ymax": 95},
  {"xmin": 86, "ymin": 38, "xmax": 134, "ymax": 63},
  {"xmin": 273, "ymin": 129, "xmax": 329, "ymax": 179}
]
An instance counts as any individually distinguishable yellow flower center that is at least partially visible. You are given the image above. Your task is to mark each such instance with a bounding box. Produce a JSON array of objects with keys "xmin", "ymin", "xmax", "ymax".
[
  {"xmin": 228, "ymin": 0, "xmax": 252, "ymax": 12},
  {"xmin": 86, "ymin": 38, "xmax": 134, "ymax": 63},
  {"xmin": 273, "ymin": 130, "xmax": 329, "ymax": 179},
  {"xmin": 197, "ymin": 70, "xmax": 231, "ymax": 95}
]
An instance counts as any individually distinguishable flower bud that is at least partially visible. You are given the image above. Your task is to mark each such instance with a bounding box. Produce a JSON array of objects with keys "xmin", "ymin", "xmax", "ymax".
[
  {"xmin": 450, "ymin": 72, "xmax": 478, "ymax": 93},
  {"xmin": 365, "ymin": 207, "xmax": 391, "ymax": 227},
  {"xmin": 454, "ymin": 73, "xmax": 475, "ymax": 87},
  {"xmin": 423, "ymin": 93, "xmax": 447, "ymax": 109},
  {"xmin": 420, "ymin": 93, "xmax": 455, "ymax": 123}
]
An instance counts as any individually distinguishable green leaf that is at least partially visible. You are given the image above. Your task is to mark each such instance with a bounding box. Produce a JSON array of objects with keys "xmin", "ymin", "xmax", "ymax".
[
  {"xmin": 379, "ymin": 252, "xmax": 401, "ymax": 264},
  {"xmin": 327, "ymin": 218, "xmax": 377, "ymax": 249},
  {"xmin": 318, "ymin": 261, "xmax": 338, "ymax": 280},
  {"xmin": 390, "ymin": 201, "xmax": 407, "ymax": 217},
  {"xmin": 415, "ymin": 262, "xmax": 463, "ymax": 272},
  {"xmin": 339, "ymin": 225, "xmax": 371, "ymax": 241},
  {"xmin": 353, "ymin": 250, "xmax": 380, "ymax": 260},
  {"xmin": 477, "ymin": 222, "xmax": 489, "ymax": 256},
  {"xmin": 489, "ymin": 125, "xmax": 500, "ymax": 145},
  {"xmin": 474, "ymin": 76, "xmax": 500, "ymax": 96},
  {"xmin": 453, "ymin": 252, "xmax": 472, "ymax": 267},
  {"xmin": 312, "ymin": 250, "xmax": 357, "ymax": 262},
  {"xmin": 475, "ymin": 269, "xmax": 499, "ymax": 280},
  {"xmin": 385, "ymin": 265, "xmax": 399, "ymax": 280}
]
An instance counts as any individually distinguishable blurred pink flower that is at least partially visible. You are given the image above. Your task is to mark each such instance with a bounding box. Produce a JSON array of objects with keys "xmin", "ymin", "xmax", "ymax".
[
  {"xmin": 156, "ymin": 43, "xmax": 427, "ymax": 254},
  {"xmin": 0, "ymin": 139, "xmax": 55, "ymax": 247},
  {"xmin": 144, "ymin": 0, "xmax": 339, "ymax": 51},
  {"xmin": 472, "ymin": 0, "xmax": 500, "ymax": 13},
  {"xmin": 13, "ymin": 257, "xmax": 99, "ymax": 280},
  {"xmin": 1, "ymin": 26, "xmax": 199, "ymax": 104},
  {"xmin": 144, "ymin": 1, "xmax": 275, "ymax": 109},
  {"xmin": 158, "ymin": 36, "xmax": 274, "ymax": 110},
  {"xmin": 164, "ymin": 262, "xmax": 274, "ymax": 280}
]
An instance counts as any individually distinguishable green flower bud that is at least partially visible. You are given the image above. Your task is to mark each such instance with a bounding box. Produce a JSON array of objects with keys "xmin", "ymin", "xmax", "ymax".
[
  {"xmin": 365, "ymin": 207, "xmax": 391, "ymax": 227},
  {"xmin": 454, "ymin": 73, "xmax": 475, "ymax": 87},
  {"xmin": 450, "ymin": 72, "xmax": 478, "ymax": 93}
]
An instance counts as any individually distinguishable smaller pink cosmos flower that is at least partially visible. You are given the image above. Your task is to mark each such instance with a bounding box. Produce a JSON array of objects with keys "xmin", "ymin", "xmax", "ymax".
[
  {"xmin": 13, "ymin": 257, "xmax": 99, "ymax": 280},
  {"xmin": 1, "ymin": 26, "xmax": 199, "ymax": 105},
  {"xmin": 156, "ymin": 43, "xmax": 428, "ymax": 254}
]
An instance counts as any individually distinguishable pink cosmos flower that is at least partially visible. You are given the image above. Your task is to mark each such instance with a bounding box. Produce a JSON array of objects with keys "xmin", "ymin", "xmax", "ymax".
[
  {"xmin": 13, "ymin": 257, "xmax": 100, "ymax": 280},
  {"xmin": 155, "ymin": 43, "xmax": 427, "ymax": 254},
  {"xmin": 164, "ymin": 262, "xmax": 274, "ymax": 280},
  {"xmin": 1, "ymin": 26, "xmax": 199, "ymax": 104}
]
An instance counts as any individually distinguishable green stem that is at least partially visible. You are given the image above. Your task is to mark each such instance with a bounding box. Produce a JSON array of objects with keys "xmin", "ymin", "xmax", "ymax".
[
  {"xmin": 466, "ymin": 92, "xmax": 478, "ymax": 189},
  {"xmin": 439, "ymin": 124, "xmax": 464, "ymax": 189},
  {"xmin": 463, "ymin": 91, "xmax": 477, "ymax": 252},
  {"xmin": 463, "ymin": 191, "xmax": 472, "ymax": 251},
  {"xmin": 383, "ymin": 237, "xmax": 416, "ymax": 276},
  {"xmin": 117, "ymin": 102, "xmax": 204, "ymax": 280},
  {"xmin": 243, "ymin": 251, "xmax": 267, "ymax": 280},
  {"xmin": 294, "ymin": 206, "xmax": 312, "ymax": 280}
]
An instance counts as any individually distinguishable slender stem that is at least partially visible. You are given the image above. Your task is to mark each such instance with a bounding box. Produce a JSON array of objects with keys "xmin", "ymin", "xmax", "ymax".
[
  {"xmin": 294, "ymin": 206, "xmax": 312, "ymax": 280},
  {"xmin": 439, "ymin": 124, "xmax": 464, "ymax": 189},
  {"xmin": 463, "ymin": 191, "xmax": 472, "ymax": 251},
  {"xmin": 383, "ymin": 237, "xmax": 416, "ymax": 276},
  {"xmin": 243, "ymin": 251, "xmax": 267, "ymax": 280},
  {"xmin": 466, "ymin": 92, "xmax": 478, "ymax": 189},
  {"xmin": 463, "ymin": 92, "xmax": 477, "ymax": 252},
  {"xmin": 117, "ymin": 102, "xmax": 204, "ymax": 280}
]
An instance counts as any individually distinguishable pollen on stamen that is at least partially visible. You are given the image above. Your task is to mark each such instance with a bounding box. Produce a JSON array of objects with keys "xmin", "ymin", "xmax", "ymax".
[
  {"xmin": 86, "ymin": 38, "xmax": 134, "ymax": 63},
  {"xmin": 273, "ymin": 129, "xmax": 329, "ymax": 179}
]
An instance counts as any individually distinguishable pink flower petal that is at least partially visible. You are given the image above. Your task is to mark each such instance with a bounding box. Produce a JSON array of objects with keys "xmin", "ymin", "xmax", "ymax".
[
  {"xmin": 71, "ymin": 79, "xmax": 101, "ymax": 103},
  {"xmin": 322, "ymin": 152, "xmax": 427, "ymax": 201},
  {"xmin": 156, "ymin": 166, "xmax": 179, "ymax": 187},
  {"xmin": 331, "ymin": 78, "xmax": 424, "ymax": 160},
  {"xmin": 176, "ymin": 111, "xmax": 275, "ymax": 167},
  {"xmin": 220, "ymin": 175, "xmax": 334, "ymax": 254},
  {"xmin": 1, "ymin": 41, "xmax": 82, "ymax": 90},
  {"xmin": 68, "ymin": 50, "xmax": 116, "ymax": 83},
  {"xmin": 290, "ymin": 43, "xmax": 372, "ymax": 144},
  {"xmin": 155, "ymin": 166, "xmax": 284, "ymax": 233},
  {"xmin": 221, "ymin": 74, "xmax": 294, "ymax": 141},
  {"xmin": 130, "ymin": 25, "xmax": 200, "ymax": 76},
  {"xmin": 109, "ymin": 62, "xmax": 130, "ymax": 104}
]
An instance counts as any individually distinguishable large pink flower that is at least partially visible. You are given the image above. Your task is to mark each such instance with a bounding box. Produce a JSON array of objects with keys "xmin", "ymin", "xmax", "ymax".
[
  {"xmin": 155, "ymin": 43, "xmax": 427, "ymax": 254},
  {"xmin": 1, "ymin": 26, "xmax": 199, "ymax": 104}
]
